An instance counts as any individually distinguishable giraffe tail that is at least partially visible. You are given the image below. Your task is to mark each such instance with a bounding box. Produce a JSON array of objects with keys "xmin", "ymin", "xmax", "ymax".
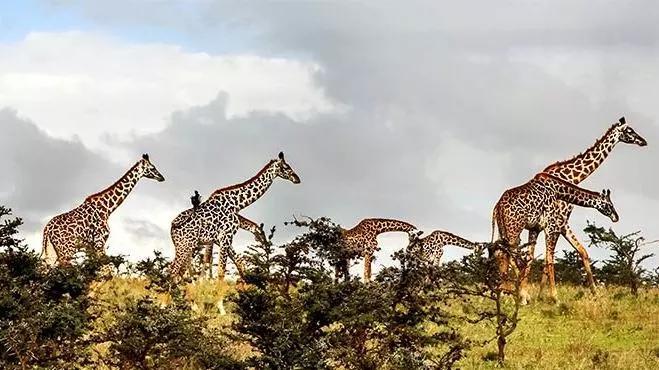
[
  {"xmin": 41, "ymin": 226, "xmax": 58, "ymax": 266},
  {"xmin": 490, "ymin": 205, "xmax": 498, "ymax": 244}
]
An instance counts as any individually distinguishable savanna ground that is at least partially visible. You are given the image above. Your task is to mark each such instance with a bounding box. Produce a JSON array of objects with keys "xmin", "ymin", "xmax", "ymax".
[{"xmin": 91, "ymin": 277, "xmax": 659, "ymax": 370}]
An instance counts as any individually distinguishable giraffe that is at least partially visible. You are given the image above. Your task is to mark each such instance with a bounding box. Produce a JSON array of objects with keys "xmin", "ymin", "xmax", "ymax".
[
  {"xmin": 42, "ymin": 154, "xmax": 165, "ymax": 265},
  {"xmin": 491, "ymin": 172, "xmax": 619, "ymax": 304},
  {"xmin": 535, "ymin": 116, "xmax": 646, "ymax": 302},
  {"xmin": 169, "ymin": 152, "xmax": 300, "ymax": 279},
  {"xmin": 409, "ymin": 230, "xmax": 486, "ymax": 265},
  {"xmin": 175, "ymin": 192, "xmax": 267, "ymax": 279},
  {"xmin": 200, "ymin": 214, "xmax": 267, "ymax": 279},
  {"xmin": 341, "ymin": 218, "xmax": 418, "ymax": 281}
]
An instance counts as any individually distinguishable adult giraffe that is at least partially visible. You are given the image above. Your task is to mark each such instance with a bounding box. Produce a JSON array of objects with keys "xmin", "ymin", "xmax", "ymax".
[
  {"xmin": 536, "ymin": 117, "xmax": 646, "ymax": 302},
  {"xmin": 409, "ymin": 230, "xmax": 486, "ymax": 265},
  {"xmin": 169, "ymin": 152, "xmax": 300, "ymax": 278},
  {"xmin": 491, "ymin": 172, "xmax": 619, "ymax": 304},
  {"xmin": 341, "ymin": 218, "xmax": 418, "ymax": 281},
  {"xmin": 177, "ymin": 191, "xmax": 267, "ymax": 279},
  {"xmin": 42, "ymin": 154, "xmax": 165, "ymax": 265}
]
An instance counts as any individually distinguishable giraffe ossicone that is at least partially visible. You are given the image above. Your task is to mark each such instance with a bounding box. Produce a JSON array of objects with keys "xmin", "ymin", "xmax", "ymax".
[{"xmin": 41, "ymin": 154, "xmax": 165, "ymax": 265}]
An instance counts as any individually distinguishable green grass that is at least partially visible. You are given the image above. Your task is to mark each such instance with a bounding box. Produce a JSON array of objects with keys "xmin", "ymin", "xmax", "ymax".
[
  {"xmin": 89, "ymin": 279, "xmax": 659, "ymax": 369},
  {"xmin": 454, "ymin": 285, "xmax": 659, "ymax": 369}
]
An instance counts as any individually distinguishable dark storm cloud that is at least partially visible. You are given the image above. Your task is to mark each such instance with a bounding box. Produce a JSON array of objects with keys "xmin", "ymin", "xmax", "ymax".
[{"xmin": 0, "ymin": 108, "xmax": 119, "ymax": 224}]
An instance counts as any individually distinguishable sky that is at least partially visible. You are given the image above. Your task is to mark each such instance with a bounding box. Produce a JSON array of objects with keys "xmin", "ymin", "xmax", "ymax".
[{"xmin": 2, "ymin": 0, "xmax": 659, "ymax": 276}]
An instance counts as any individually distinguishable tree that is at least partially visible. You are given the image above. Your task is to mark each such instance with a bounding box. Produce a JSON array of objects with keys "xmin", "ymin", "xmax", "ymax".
[
  {"xmin": 584, "ymin": 223, "xmax": 655, "ymax": 295},
  {"xmin": 231, "ymin": 217, "xmax": 469, "ymax": 369},
  {"xmin": 0, "ymin": 206, "xmax": 22, "ymax": 248},
  {"xmin": 440, "ymin": 240, "xmax": 527, "ymax": 366},
  {"xmin": 0, "ymin": 206, "xmax": 121, "ymax": 368}
]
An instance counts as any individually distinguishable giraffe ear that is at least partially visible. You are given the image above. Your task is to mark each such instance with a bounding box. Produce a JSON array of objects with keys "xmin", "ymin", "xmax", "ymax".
[
  {"xmin": 142, "ymin": 153, "xmax": 150, "ymax": 161},
  {"xmin": 619, "ymin": 116, "xmax": 626, "ymax": 125},
  {"xmin": 278, "ymin": 151, "xmax": 285, "ymax": 160}
]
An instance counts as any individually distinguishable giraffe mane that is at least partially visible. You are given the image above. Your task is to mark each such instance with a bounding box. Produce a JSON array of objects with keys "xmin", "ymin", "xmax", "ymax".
[
  {"xmin": 211, "ymin": 159, "xmax": 277, "ymax": 196},
  {"xmin": 84, "ymin": 161, "xmax": 140, "ymax": 202},
  {"xmin": 542, "ymin": 123, "xmax": 621, "ymax": 172}
]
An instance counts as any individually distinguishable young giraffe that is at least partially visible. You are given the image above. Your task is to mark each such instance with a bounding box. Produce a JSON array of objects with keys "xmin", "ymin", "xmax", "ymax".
[
  {"xmin": 341, "ymin": 218, "xmax": 418, "ymax": 281},
  {"xmin": 175, "ymin": 195, "xmax": 267, "ymax": 279},
  {"xmin": 535, "ymin": 117, "xmax": 647, "ymax": 302},
  {"xmin": 491, "ymin": 172, "xmax": 619, "ymax": 304},
  {"xmin": 409, "ymin": 230, "xmax": 486, "ymax": 265},
  {"xmin": 42, "ymin": 154, "xmax": 165, "ymax": 265},
  {"xmin": 200, "ymin": 214, "xmax": 266, "ymax": 279},
  {"xmin": 169, "ymin": 152, "xmax": 300, "ymax": 278}
]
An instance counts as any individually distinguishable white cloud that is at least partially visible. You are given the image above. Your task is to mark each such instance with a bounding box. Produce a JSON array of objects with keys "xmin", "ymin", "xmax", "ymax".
[{"xmin": 0, "ymin": 31, "xmax": 336, "ymax": 147}]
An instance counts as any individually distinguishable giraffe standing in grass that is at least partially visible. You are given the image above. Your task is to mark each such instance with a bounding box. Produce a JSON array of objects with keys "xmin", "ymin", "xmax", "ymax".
[
  {"xmin": 341, "ymin": 218, "xmax": 418, "ymax": 281},
  {"xmin": 409, "ymin": 230, "xmax": 486, "ymax": 265},
  {"xmin": 535, "ymin": 117, "xmax": 646, "ymax": 302},
  {"xmin": 170, "ymin": 152, "xmax": 300, "ymax": 279},
  {"xmin": 491, "ymin": 172, "xmax": 619, "ymax": 304},
  {"xmin": 178, "ymin": 191, "xmax": 267, "ymax": 279},
  {"xmin": 42, "ymin": 154, "xmax": 165, "ymax": 265}
]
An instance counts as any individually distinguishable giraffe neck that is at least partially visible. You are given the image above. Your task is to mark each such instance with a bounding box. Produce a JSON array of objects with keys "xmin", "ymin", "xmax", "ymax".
[
  {"xmin": 543, "ymin": 124, "xmax": 620, "ymax": 184},
  {"xmin": 536, "ymin": 173, "xmax": 602, "ymax": 208},
  {"xmin": 238, "ymin": 215, "xmax": 263, "ymax": 239},
  {"xmin": 85, "ymin": 162, "xmax": 143, "ymax": 219},
  {"xmin": 210, "ymin": 160, "xmax": 278, "ymax": 210},
  {"xmin": 434, "ymin": 231, "xmax": 480, "ymax": 250},
  {"xmin": 361, "ymin": 218, "xmax": 416, "ymax": 236}
]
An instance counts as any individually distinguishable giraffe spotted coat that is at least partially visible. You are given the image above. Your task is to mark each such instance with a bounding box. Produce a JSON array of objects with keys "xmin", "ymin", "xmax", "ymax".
[{"xmin": 42, "ymin": 154, "xmax": 165, "ymax": 265}]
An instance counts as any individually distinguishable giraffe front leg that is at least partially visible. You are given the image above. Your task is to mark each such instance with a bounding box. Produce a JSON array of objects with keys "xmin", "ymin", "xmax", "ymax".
[
  {"xmin": 363, "ymin": 253, "xmax": 373, "ymax": 282},
  {"xmin": 225, "ymin": 245, "xmax": 246, "ymax": 282},
  {"xmin": 563, "ymin": 226, "xmax": 597, "ymax": 294},
  {"xmin": 519, "ymin": 230, "xmax": 539, "ymax": 305},
  {"xmin": 215, "ymin": 232, "xmax": 235, "ymax": 282},
  {"xmin": 202, "ymin": 243, "xmax": 214, "ymax": 280},
  {"xmin": 544, "ymin": 233, "xmax": 560, "ymax": 304}
]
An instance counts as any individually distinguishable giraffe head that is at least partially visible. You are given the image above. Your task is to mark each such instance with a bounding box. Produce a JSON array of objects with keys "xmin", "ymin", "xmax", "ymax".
[
  {"xmin": 615, "ymin": 116, "xmax": 647, "ymax": 147},
  {"xmin": 139, "ymin": 153, "xmax": 165, "ymax": 182},
  {"xmin": 275, "ymin": 151, "xmax": 301, "ymax": 184},
  {"xmin": 595, "ymin": 189, "xmax": 619, "ymax": 223}
]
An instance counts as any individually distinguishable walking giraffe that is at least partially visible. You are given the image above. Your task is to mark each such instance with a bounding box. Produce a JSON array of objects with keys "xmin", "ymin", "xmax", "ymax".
[
  {"xmin": 491, "ymin": 172, "xmax": 619, "ymax": 304},
  {"xmin": 409, "ymin": 230, "xmax": 486, "ymax": 265},
  {"xmin": 42, "ymin": 154, "xmax": 165, "ymax": 265},
  {"xmin": 535, "ymin": 117, "xmax": 646, "ymax": 302},
  {"xmin": 176, "ymin": 191, "xmax": 267, "ymax": 278},
  {"xmin": 169, "ymin": 152, "xmax": 300, "ymax": 278},
  {"xmin": 341, "ymin": 218, "xmax": 418, "ymax": 281}
]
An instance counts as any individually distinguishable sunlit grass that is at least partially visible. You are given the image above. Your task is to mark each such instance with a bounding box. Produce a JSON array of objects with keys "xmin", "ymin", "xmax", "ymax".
[{"xmin": 88, "ymin": 278, "xmax": 659, "ymax": 369}]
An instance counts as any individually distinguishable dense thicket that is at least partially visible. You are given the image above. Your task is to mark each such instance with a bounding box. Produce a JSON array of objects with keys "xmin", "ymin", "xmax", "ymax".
[{"xmin": 1, "ymin": 206, "xmax": 655, "ymax": 369}]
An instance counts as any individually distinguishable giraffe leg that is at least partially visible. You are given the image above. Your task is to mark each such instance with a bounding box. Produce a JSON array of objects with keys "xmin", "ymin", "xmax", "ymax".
[
  {"xmin": 215, "ymin": 232, "xmax": 235, "ymax": 282},
  {"xmin": 563, "ymin": 226, "xmax": 596, "ymax": 294},
  {"xmin": 171, "ymin": 239, "xmax": 196, "ymax": 278},
  {"xmin": 543, "ymin": 232, "xmax": 560, "ymax": 303},
  {"xmin": 363, "ymin": 253, "xmax": 373, "ymax": 282},
  {"xmin": 203, "ymin": 243, "xmax": 214, "ymax": 279},
  {"xmin": 519, "ymin": 230, "xmax": 539, "ymax": 305},
  {"xmin": 225, "ymin": 245, "xmax": 246, "ymax": 281}
]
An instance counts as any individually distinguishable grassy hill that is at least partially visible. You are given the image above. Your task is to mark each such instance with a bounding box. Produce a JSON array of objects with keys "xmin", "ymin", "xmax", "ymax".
[{"xmin": 89, "ymin": 278, "xmax": 659, "ymax": 369}]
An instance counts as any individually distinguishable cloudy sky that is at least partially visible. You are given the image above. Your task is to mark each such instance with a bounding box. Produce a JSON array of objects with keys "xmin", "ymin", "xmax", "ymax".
[{"xmin": 2, "ymin": 0, "xmax": 658, "ymax": 274}]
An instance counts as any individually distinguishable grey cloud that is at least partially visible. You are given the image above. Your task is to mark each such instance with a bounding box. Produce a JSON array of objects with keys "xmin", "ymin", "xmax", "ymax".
[
  {"xmin": 0, "ymin": 108, "xmax": 119, "ymax": 226},
  {"xmin": 123, "ymin": 217, "xmax": 167, "ymax": 243},
  {"xmin": 19, "ymin": 1, "xmax": 659, "ymax": 265}
]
